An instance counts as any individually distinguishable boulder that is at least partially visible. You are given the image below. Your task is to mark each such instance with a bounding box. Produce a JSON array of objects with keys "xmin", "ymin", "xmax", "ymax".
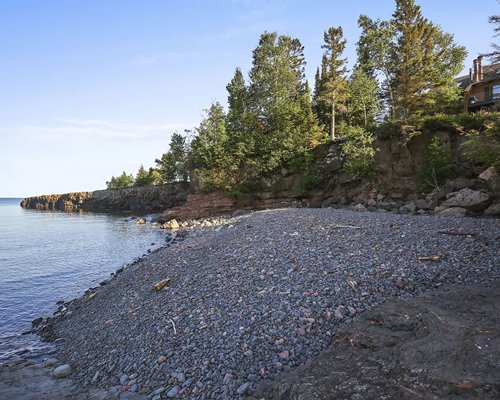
[
  {"xmin": 377, "ymin": 199, "xmax": 398, "ymax": 211},
  {"xmin": 399, "ymin": 202, "xmax": 416, "ymax": 214},
  {"xmin": 436, "ymin": 207, "xmax": 467, "ymax": 217},
  {"xmin": 415, "ymin": 199, "xmax": 432, "ymax": 210},
  {"xmin": 53, "ymin": 364, "xmax": 72, "ymax": 378},
  {"xmin": 478, "ymin": 166, "xmax": 496, "ymax": 181},
  {"xmin": 483, "ymin": 203, "xmax": 500, "ymax": 216},
  {"xmin": 136, "ymin": 219, "xmax": 146, "ymax": 225},
  {"xmin": 162, "ymin": 219, "xmax": 180, "ymax": 230},
  {"xmin": 444, "ymin": 177, "xmax": 475, "ymax": 192},
  {"xmin": 441, "ymin": 188, "xmax": 490, "ymax": 211}
]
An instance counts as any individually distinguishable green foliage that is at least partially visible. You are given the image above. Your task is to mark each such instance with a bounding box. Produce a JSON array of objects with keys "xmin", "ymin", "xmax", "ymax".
[
  {"xmin": 422, "ymin": 112, "xmax": 500, "ymax": 133},
  {"xmin": 292, "ymin": 174, "xmax": 321, "ymax": 196},
  {"xmin": 156, "ymin": 132, "xmax": 189, "ymax": 184},
  {"xmin": 356, "ymin": 0, "xmax": 466, "ymax": 122},
  {"xmin": 461, "ymin": 120, "xmax": 500, "ymax": 171},
  {"xmin": 106, "ymin": 171, "xmax": 134, "ymax": 190},
  {"xmin": 346, "ymin": 68, "xmax": 379, "ymax": 128},
  {"xmin": 314, "ymin": 26, "xmax": 348, "ymax": 140},
  {"xmin": 391, "ymin": 0, "xmax": 467, "ymax": 121},
  {"xmin": 340, "ymin": 125, "xmax": 378, "ymax": 179},
  {"xmin": 134, "ymin": 165, "xmax": 162, "ymax": 187},
  {"xmin": 419, "ymin": 136, "xmax": 454, "ymax": 193}
]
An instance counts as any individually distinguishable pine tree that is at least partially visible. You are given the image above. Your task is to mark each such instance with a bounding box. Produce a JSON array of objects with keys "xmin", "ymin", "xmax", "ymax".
[
  {"xmin": 356, "ymin": 15, "xmax": 396, "ymax": 119},
  {"xmin": 247, "ymin": 32, "xmax": 321, "ymax": 172},
  {"xmin": 155, "ymin": 132, "xmax": 188, "ymax": 184},
  {"xmin": 347, "ymin": 68, "xmax": 379, "ymax": 128},
  {"xmin": 106, "ymin": 171, "xmax": 134, "ymax": 189},
  {"xmin": 391, "ymin": 0, "xmax": 466, "ymax": 121},
  {"xmin": 134, "ymin": 164, "xmax": 149, "ymax": 186},
  {"xmin": 317, "ymin": 27, "xmax": 348, "ymax": 140}
]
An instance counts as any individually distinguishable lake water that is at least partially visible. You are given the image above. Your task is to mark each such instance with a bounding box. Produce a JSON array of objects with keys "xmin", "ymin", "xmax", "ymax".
[{"xmin": 0, "ymin": 198, "xmax": 167, "ymax": 360}]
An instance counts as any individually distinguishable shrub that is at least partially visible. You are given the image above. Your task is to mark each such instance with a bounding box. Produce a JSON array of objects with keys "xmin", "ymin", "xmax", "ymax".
[
  {"xmin": 340, "ymin": 126, "xmax": 378, "ymax": 179},
  {"xmin": 419, "ymin": 136, "xmax": 454, "ymax": 193}
]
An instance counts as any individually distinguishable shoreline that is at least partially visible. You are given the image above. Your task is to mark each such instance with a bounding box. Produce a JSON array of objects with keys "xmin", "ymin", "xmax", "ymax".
[{"xmin": 1, "ymin": 208, "xmax": 499, "ymax": 399}]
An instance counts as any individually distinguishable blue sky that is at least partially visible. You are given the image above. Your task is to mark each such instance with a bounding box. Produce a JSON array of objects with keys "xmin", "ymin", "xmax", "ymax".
[{"xmin": 1, "ymin": 0, "xmax": 498, "ymax": 197}]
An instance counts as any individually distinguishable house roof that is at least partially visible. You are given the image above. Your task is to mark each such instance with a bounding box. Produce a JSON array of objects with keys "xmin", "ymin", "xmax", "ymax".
[{"xmin": 455, "ymin": 62, "xmax": 500, "ymax": 89}]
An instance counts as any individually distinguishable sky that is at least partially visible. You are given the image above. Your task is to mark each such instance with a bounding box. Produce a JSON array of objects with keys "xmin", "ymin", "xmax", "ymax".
[{"xmin": 0, "ymin": 0, "xmax": 498, "ymax": 197}]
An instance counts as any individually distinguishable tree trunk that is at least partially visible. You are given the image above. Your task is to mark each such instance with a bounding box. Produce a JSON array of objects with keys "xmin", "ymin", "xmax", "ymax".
[{"xmin": 330, "ymin": 102, "xmax": 335, "ymax": 141}]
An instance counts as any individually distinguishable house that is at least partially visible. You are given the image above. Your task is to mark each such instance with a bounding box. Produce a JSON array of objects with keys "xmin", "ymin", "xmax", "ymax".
[{"xmin": 456, "ymin": 56, "xmax": 500, "ymax": 112}]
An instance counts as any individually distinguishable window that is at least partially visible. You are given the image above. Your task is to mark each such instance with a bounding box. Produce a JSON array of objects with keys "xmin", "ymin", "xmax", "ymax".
[{"xmin": 492, "ymin": 84, "xmax": 500, "ymax": 99}]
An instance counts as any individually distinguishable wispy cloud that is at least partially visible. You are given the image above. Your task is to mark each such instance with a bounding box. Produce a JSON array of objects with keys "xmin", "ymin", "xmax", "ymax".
[{"xmin": 2, "ymin": 119, "xmax": 193, "ymax": 142}]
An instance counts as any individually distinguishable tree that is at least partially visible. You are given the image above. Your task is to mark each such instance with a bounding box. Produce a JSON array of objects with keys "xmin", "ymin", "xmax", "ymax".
[
  {"xmin": 106, "ymin": 171, "xmax": 134, "ymax": 189},
  {"xmin": 247, "ymin": 32, "xmax": 323, "ymax": 172},
  {"xmin": 155, "ymin": 132, "xmax": 188, "ymax": 184},
  {"xmin": 190, "ymin": 103, "xmax": 232, "ymax": 189},
  {"xmin": 316, "ymin": 27, "xmax": 348, "ymax": 140},
  {"xmin": 226, "ymin": 68, "xmax": 252, "ymax": 174},
  {"xmin": 135, "ymin": 165, "xmax": 161, "ymax": 186},
  {"xmin": 347, "ymin": 68, "xmax": 379, "ymax": 128},
  {"xmin": 356, "ymin": 15, "xmax": 396, "ymax": 119},
  {"xmin": 134, "ymin": 164, "xmax": 149, "ymax": 186},
  {"xmin": 391, "ymin": 0, "xmax": 466, "ymax": 121},
  {"xmin": 483, "ymin": 14, "xmax": 500, "ymax": 63}
]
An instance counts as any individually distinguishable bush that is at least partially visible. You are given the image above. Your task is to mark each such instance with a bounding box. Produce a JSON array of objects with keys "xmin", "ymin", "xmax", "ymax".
[
  {"xmin": 461, "ymin": 125, "xmax": 500, "ymax": 171},
  {"xmin": 419, "ymin": 136, "xmax": 454, "ymax": 193},
  {"xmin": 340, "ymin": 126, "xmax": 378, "ymax": 179}
]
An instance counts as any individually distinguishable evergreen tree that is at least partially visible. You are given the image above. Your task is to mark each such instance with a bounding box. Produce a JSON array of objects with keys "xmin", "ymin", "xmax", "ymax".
[
  {"xmin": 317, "ymin": 27, "xmax": 348, "ymax": 140},
  {"xmin": 226, "ymin": 68, "xmax": 252, "ymax": 176},
  {"xmin": 356, "ymin": 15, "xmax": 395, "ymax": 119},
  {"xmin": 190, "ymin": 103, "xmax": 232, "ymax": 189},
  {"xmin": 483, "ymin": 14, "xmax": 500, "ymax": 63},
  {"xmin": 247, "ymin": 32, "xmax": 323, "ymax": 172},
  {"xmin": 391, "ymin": 0, "xmax": 466, "ymax": 121},
  {"xmin": 155, "ymin": 132, "xmax": 188, "ymax": 183},
  {"xmin": 134, "ymin": 164, "xmax": 149, "ymax": 186},
  {"xmin": 134, "ymin": 165, "xmax": 162, "ymax": 186},
  {"xmin": 347, "ymin": 68, "xmax": 379, "ymax": 128},
  {"xmin": 106, "ymin": 171, "xmax": 134, "ymax": 189}
]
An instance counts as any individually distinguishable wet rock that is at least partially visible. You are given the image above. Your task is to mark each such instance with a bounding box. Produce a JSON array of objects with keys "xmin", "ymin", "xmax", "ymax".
[{"xmin": 136, "ymin": 219, "xmax": 146, "ymax": 225}]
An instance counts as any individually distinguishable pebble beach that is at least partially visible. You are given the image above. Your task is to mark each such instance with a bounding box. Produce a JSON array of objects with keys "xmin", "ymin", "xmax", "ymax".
[{"xmin": 32, "ymin": 208, "xmax": 499, "ymax": 399}]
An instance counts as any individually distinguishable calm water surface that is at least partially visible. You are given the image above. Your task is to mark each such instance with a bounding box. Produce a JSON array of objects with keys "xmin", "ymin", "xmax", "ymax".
[{"xmin": 0, "ymin": 198, "xmax": 167, "ymax": 359}]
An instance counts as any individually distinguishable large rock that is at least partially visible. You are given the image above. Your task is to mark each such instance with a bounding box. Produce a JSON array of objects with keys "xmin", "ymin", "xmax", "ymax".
[
  {"xmin": 436, "ymin": 207, "xmax": 468, "ymax": 217},
  {"xmin": 53, "ymin": 364, "xmax": 72, "ymax": 378},
  {"xmin": 441, "ymin": 188, "xmax": 490, "ymax": 211},
  {"xmin": 263, "ymin": 280, "xmax": 500, "ymax": 400},
  {"xmin": 483, "ymin": 203, "xmax": 500, "ymax": 216},
  {"xmin": 479, "ymin": 166, "xmax": 496, "ymax": 181}
]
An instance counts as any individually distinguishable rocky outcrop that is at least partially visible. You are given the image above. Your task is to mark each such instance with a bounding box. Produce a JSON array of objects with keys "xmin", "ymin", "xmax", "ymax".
[
  {"xmin": 20, "ymin": 192, "xmax": 94, "ymax": 211},
  {"xmin": 20, "ymin": 184, "xmax": 189, "ymax": 212},
  {"xmin": 158, "ymin": 191, "xmax": 324, "ymax": 222},
  {"xmin": 263, "ymin": 280, "xmax": 500, "ymax": 399}
]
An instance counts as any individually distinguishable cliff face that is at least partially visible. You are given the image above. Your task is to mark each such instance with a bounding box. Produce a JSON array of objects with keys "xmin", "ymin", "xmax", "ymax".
[{"xmin": 20, "ymin": 184, "xmax": 189, "ymax": 212}]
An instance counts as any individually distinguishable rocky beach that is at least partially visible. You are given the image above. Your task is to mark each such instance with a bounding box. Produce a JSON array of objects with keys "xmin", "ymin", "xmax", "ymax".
[{"xmin": 1, "ymin": 208, "xmax": 498, "ymax": 399}]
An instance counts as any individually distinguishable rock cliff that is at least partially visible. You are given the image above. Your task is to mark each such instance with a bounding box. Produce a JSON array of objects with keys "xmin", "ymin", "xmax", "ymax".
[{"xmin": 20, "ymin": 184, "xmax": 189, "ymax": 212}]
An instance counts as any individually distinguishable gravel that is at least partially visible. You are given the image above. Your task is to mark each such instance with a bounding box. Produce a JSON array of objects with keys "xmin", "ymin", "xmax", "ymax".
[{"xmin": 44, "ymin": 208, "xmax": 499, "ymax": 399}]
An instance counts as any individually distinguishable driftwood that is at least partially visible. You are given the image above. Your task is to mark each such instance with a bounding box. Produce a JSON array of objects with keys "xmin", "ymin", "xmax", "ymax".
[
  {"xmin": 438, "ymin": 230, "xmax": 478, "ymax": 237},
  {"xmin": 154, "ymin": 278, "xmax": 171, "ymax": 291},
  {"xmin": 418, "ymin": 255, "xmax": 444, "ymax": 262}
]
